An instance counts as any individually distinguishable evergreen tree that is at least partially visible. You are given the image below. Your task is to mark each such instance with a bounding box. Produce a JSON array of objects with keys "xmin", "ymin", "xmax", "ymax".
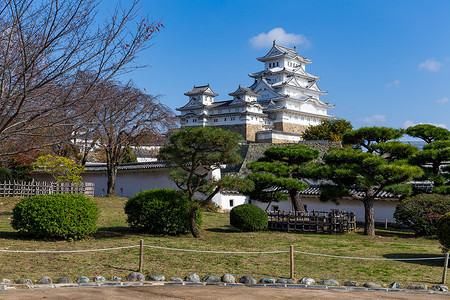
[{"xmin": 246, "ymin": 144, "xmax": 319, "ymax": 213}]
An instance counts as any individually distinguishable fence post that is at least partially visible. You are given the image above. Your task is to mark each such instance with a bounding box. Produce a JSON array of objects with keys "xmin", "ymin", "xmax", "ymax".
[
  {"xmin": 290, "ymin": 245, "xmax": 294, "ymax": 280},
  {"xmin": 443, "ymin": 253, "xmax": 449, "ymax": 284},
  {"xmin": 139, "ymin": 239, "xmax": 144, "ymax": 272},
  {"xmin": 385, "ymin": 219, "xmax": 388, "ymax": 230}
]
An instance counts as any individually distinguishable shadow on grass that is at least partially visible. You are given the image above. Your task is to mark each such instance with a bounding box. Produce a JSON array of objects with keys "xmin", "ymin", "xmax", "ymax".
[
  {"xmin": 0, "ymin": 230, "xmax": 21, "ymax": 239},
  {"xmin": 94, "ymin": 226, "xmax": 133, "ymax": 239},
  {"xmin": 0, "ymin": 211, "xmax": 12, "ymax": 216},
  {"xmin": 382, "ymin": 253, "xmax": 445, "ymax": 267},
  {"xmin": 205, "ymin": 225, "xmax": 240, "ymax": 233},
  {"xmin": 104, "ymin": 263, "xmax": 136, "ymax": 272}
]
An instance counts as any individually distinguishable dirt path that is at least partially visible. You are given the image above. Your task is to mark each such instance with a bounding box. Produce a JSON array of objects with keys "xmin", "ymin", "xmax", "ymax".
[{"xmin": 1, "ymin": 285, "xmax": 449, "ymax": 300}]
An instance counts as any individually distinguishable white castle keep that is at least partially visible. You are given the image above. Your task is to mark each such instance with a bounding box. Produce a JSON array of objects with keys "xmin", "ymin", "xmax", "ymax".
[{"xmin": 177, "ymin": 41, "xmax": 335, "ymax": 143}]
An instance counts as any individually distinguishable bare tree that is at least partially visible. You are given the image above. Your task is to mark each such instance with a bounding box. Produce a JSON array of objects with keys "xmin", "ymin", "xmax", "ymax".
[
  {"xmin": 0, "ymin": 0, "xmax": 163, "ymax": 156},
  {"xmin": 87, "ymin": 81, "xmax": 177, "ymax": 197}
]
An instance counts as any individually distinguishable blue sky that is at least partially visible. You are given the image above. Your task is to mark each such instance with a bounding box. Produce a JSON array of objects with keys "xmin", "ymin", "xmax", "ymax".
[{"xmin": 103, "ymin": 0, "xmax": 450, "ymax": 129}]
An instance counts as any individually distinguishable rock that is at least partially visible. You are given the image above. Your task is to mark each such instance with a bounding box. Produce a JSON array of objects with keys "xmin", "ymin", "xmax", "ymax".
[
  {"xmin": 364, "ymin": 282, "xmax": 381, "ymax": 289},
  {"xmin": 126, "ymin": 272, "xmax": 145, "ymax": 281},
  {"xmin": 389, "ymin": 282, "xmax": 402, "ymax": 289},
  {"xmin": 185, "ymin": 273, "xmax": 200, "ymax": 283},
  {"xmin": 221, "ymin": 274, "xmax": 236, "ymax": 283},
  {"xmin": 170, "ymin": 277, "xmax": 183, "ymax": 282},
  {"xmin": 93, "ymin": 276, "xmax": 106, "ymax": 282},
  {"xmin": 407, "ymin": 284, "xmax": 427, "ymax": 290},
  {"xmin": 36, "ymin": 276, "xmax": 52, "ymax": 284},
  {"xmin": 147, "ymin": 274, "xmax": 165, "ymax": 281},
  {"xmin": 344, "ymin": 280, "xmax": 359, "ymax": 287},
  {"xmin": 15, "ymin": 279, "xmax": 33, "ymax": 285},
  {"xmin": 239, "ymin": 276, "xmax": 257, "ymax": 284},
  {"xmin": 432, "ymin": 284, "xmax": 448, "ymax": 292},
  {"xmin": 56, "ymin": 277, "xmax": 73, "ymax": 284},
  {"xmin": 0, "ymin": 279, "xmax": 13, "ymax": 285},
  {"xmin": 111, "ymin": 276, "xmax": 121, "ymax": 282},
  {"xmin": 259, "ymin": 278, "xmax": 276, "ymax": 284},
  {"xmin": 318, "ymin": 279, "xmax": 339, "ymax": 286},
  {"xmin": 76, "ymin": 276, "xmax": 90, "ymax": 283},
  {"xmin": 299, "ymin": 277, "xmax": 315, "ymax": 285},
  {"xmin": 277, "ymin": 278, "xmax": 295, "ymax": 284},
  {"xmin": 202, "ymin": 275, "xmax": 220, "ymax": 283}
]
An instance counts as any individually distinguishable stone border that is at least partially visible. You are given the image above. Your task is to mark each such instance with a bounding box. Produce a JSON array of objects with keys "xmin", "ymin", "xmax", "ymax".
[{"xmin": 1, "ymin": 282, "xmax": 449, "ymax": 295}]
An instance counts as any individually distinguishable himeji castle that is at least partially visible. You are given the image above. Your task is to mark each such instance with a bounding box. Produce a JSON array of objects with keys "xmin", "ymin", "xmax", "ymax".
[{"xmin": 177, "ymin": 41, "xmax": 335, "ymax": 143}]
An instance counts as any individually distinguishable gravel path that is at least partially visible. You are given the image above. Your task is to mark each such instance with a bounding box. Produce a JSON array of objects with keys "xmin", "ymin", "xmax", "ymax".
[{"xmin": 1, "ymin": 285, "xmax": 449, "ymax": 300}]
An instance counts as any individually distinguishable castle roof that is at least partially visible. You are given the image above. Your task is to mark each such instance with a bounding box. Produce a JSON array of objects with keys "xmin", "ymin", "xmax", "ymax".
[
  {"xmin": 249, "ymin": 67, "xmax": 319, "ymax": 80},
  {"xmin": 184, "ymin": 84, "xmax": 218, "ymax": 97},
  {"xmin": 257, "ymin": 42, "xmax": 312, "ymax": 64},
  {"xmin": 228, "ymin": 85, "xmax": 261, "ymax": 97}
]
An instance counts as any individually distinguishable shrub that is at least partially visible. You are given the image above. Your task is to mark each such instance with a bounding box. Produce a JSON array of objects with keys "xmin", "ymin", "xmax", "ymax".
[
  {"xmin": 0, "ymin": 165, "xmax": 32, "ymax": 182},
  {"xmin": 437, "ymin": 212, "xmax": 450, "ymax": 252},
  {"xmin": 124, "ymin": 188, "xmax": 201, "ymax": 235},
  {"xmin": 230, "ymin": 204, "xmax": 268, "ymax": 232},
  {"xmin": 11, "ymin": 194, "xmax": 98, "ymax": 240},
  {"xmin": 394, "ymin": 193, "xmax": 450, "ymax": 236}
]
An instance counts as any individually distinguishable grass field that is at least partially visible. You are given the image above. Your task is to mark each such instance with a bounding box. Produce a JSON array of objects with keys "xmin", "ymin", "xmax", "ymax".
[{"xmin": 0, "ymin": 196, "xmax": 446, "ymax": 287}]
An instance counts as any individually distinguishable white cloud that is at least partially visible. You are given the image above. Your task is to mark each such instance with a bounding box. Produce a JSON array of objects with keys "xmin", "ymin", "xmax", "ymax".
[
  {"xmin": 360, "ymin": 114, "xmax": 387, "ymax": 124},
  {"xmin": 437, "ymin": 97, "xmax": 449, "ymax": 105},
  {"xmin": 403, "ymin": 120, "xmax": 447, "ymax": 129},
  {"xmin": 386, "ymin": 80, "xmax": 400, "ymax": 88},
  {"xmin": 403, "ymin": 120, "xmax": 415, "ymax": 128},
  {"xmin": 249, "ymin": 28, "xmax": 311, "ymax": 49},
  {"xmin": 419, "ymin": 58, "xmax": 443, "ymax": 72}
]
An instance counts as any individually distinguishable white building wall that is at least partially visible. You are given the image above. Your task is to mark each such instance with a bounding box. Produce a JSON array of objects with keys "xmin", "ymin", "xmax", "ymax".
[
  {"xmin": 251, "ymin": 197, "xmax": 399, "ymax": 223},
  {"xmin": 213, "ymin": 193, "xmax": 248, "ymax": 211},
  {"xmin": 81, "ymin": 170, "xmax": 177, "ymax": 197}
]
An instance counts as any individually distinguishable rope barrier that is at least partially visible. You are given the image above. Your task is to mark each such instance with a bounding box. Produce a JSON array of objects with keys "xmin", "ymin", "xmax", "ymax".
[
  {"xmin": 143, "ymin": 245, "xmax": 289, "ymax": 254},
  {"xmin": 0, "ymin": 245, "xmax": 140, "ymax": 253},
  {"xmin": 294, "ymin": 250, "xmax": 445, "ymax": 261},
  {"xmin": 0, "ymin": 244, "xmax": 445, "ymax": 261}
]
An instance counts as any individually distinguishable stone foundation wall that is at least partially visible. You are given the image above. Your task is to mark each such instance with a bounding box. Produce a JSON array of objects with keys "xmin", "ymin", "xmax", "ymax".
[
  {"xmin": 273, "ymin": 122, "xmax": 308, "ymax": 135},
  {"xmin": 213, "ymin": 124, "xmax": 247, "ymax": 140},
  {"xmin": 246, "ymin": 124, "xmax": 264, "ymax": 142}
]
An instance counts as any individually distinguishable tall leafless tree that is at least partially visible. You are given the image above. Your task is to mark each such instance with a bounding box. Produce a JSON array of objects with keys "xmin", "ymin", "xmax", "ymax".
[
  {"xmin": 86, "ymin": 81, "xmax": 177, "ymax": 197},
  {"xmin": 0, "ymin": 0, "xmax": 163, "ymax": 157}
]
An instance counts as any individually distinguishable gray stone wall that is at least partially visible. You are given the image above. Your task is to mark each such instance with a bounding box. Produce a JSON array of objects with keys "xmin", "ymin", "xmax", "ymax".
[
  {"xmin": 231, "ymin": 141, "xmax": 341, "ymax": 177},
  {"xmin": 273, "ymin": 122, "xmax": 308, "ymax": 135}
]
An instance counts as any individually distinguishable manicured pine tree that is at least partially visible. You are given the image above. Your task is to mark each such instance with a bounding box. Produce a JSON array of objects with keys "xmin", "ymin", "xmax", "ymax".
[
  {"xmin": 301, "ymin": 127, "xmax": 423, "ymax": 236},
  {"xmin": 246, "ymin": 144, "xmax": 320, "ymax": 213}
]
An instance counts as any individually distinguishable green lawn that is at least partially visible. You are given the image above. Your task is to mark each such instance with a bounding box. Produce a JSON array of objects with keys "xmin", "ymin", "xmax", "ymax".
[{"xmin": 0, "ymin": 197, "xmax": 446, "ymax": 287}]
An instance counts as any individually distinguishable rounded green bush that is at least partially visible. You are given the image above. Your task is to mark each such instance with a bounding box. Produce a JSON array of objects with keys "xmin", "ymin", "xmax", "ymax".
[
  {"xmin": 230, "ymin": 204, "xmax": 268, "ymax": 232},
  {"xmin": 394, "ymin": 193, "xmax": 450, "ymax": 236},
  {"xmin": 437, "ymin": 212, "xmax": 450, "ymax": 252},
  {"xmin": 11, "ymin": 194, "xmax": 98, "ymax": 240},
  {"xmin": 124, "ymin": 188, "xmax": 201, "ymax": 235}
]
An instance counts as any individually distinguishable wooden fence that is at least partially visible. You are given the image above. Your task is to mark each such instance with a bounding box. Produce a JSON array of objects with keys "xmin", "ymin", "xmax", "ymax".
[
  {"xmin": 0, "ymin": 181, "xmax": 95, "ymax": 197},
  {"xmin": 267, "ymin": 209, "xmax": 356, "ymax": 234}
]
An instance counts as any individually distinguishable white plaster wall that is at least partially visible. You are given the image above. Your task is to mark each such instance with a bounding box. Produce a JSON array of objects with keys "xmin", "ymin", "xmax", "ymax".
[
  {"xmin": 300, "ymin": 103, "xmax": 322, "ymax": 115},
  {"xmin": 257, "ymin": 131, "xmax": 302, "ymax": 142},
  {"xmin": 213, "ymin": 193, "xmax": 248, "ymax": 211},
  {"xmin": 81, "ymin": 170, "xmax": 177, "ymax": 197}
]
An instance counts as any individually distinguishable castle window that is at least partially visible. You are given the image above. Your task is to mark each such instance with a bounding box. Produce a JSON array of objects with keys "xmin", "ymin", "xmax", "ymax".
[
  {"xmin": 276, "ymin": 62, "xmax": 279, "ymax": 66},
  {"xmin": 229, "ymin": 199, "xmax": 234, "ymax": 207},
  {"xmin": 224, "ymin": 118, "xmax": 227, "ymax": 121},
  {"xmin": 193, "ymin": 119, "xmax": 197, "ymax": 122},
  {"xmin": 231, "ymin": 117, "xmax": 235, "ymax": 121},
  {"xmin": 214, "ymin": 119, "xmax": 218, "ymax": 122}
]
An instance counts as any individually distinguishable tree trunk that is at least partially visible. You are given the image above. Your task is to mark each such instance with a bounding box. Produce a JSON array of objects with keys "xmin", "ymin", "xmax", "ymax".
[
  {"xmin": 289, "ymin": 190, "xmax": 306, "ymax": 213},
  {"xmin": 363, "ymin": 197, "xmax": 375, "ymax": 236},
  {"xmin": 106, "ymin": 162, "xmax": 117, "ymax": 197},
  {"xmin": 189, "ymin": 206, "xmax": 203, "ymax": 239}
]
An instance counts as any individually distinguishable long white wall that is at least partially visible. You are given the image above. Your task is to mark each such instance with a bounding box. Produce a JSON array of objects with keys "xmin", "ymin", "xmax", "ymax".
[{"xmin": 251, "ymin": 196, "xmax": 399, "ymax": 222}]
